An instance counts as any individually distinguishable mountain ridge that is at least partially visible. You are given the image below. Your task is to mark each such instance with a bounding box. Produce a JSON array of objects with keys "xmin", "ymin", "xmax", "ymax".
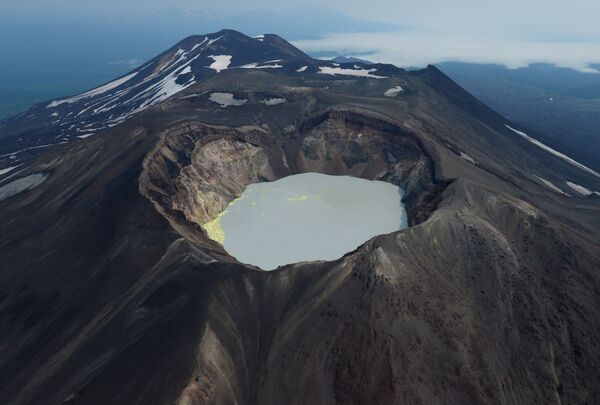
[
  {"xmin": 0, "ymin": 29, "xmax": 403, "ymax": 167},
  {"xmin": 0, "ymin": 29, "xmax": 599, "ymax": 405}
]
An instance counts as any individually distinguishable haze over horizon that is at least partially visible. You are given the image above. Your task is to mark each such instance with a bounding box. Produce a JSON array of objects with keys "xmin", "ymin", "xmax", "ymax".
[
  {"xmin": 2, "ymin": 0, "xmax": 599, "ymax": 120},
  {"xmin": 3, "ymin": 0, "xmax": 600, "ymax": 72}
]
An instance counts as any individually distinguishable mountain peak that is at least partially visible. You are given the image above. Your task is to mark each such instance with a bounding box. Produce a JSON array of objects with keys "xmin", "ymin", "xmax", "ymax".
[
  {"xmin": 27, "ymin": 30, "xmax": 315, "ymax": 129},
  {"xmin": 0, "ymin": 30, "xmax": 402, "ymax": 161}
]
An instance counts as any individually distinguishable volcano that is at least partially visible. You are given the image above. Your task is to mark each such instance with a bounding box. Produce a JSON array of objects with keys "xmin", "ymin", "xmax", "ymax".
[{"xmin": 1, "ymin": 30, "xmax": 599, "ymax": 405}]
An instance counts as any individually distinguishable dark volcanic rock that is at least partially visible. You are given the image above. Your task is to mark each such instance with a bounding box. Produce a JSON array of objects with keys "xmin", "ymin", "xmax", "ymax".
[{"xmin": 0, "ymin": 31, "xmax": 599, "ymax": 405}]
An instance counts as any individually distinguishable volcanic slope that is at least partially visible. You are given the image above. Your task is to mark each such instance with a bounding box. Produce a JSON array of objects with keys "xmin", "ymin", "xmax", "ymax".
[
  {"xmin": 0, "ymin": 29, "xmax": 398, "ymax": 169},
  {"xmin": 0, "ymin": 30, "xmax": 600, "ymax": 405}
]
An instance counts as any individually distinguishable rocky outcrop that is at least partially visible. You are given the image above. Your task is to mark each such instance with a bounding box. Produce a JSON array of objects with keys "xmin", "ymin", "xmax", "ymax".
[
  {"xmin": 141, "ymin": 108, "xmax": 448, "ymax": 247},
  {"xmin": 165, "ymin": 178, "xmax": 600, "ymax": 405},
  {"xmin": 173, "ymin": 138, "xmax": 275, "ymax": 225},
  {"xmin": 2, "ymin": 59, "xmax": 599, "ymax": 405}
]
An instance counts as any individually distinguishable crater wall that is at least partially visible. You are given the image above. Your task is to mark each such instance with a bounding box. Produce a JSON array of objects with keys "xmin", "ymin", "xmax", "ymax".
[{"xmin": 140, "ymin": 109, "xmax": 449, "ymax": 248}]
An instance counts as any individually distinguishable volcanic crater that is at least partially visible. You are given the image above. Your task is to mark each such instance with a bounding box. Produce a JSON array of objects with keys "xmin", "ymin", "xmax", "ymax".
[
  {"xmin": 141, "ymin": 108, "xmax": 449, "ymax": 269},
  {"xmin": 3, "ymin": 32, "xmax": 599, "ymax": 403}
]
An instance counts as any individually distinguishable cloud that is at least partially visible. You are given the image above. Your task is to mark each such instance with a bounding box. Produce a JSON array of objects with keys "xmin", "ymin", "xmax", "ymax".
[
  {"xmin": 4, "ymin": 1, "xmax": 599, "ymax": 73},
  {"xmin": 107, "ymin": 59, "xmax": 143, "ymax": 68},
  {"xmin": 293, "ymin": 31, "xmax": 600, "ymax": 73}
]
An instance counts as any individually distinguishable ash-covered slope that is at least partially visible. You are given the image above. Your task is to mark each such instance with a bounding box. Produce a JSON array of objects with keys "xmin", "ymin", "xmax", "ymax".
[{"xmin": 1, "ymin": 31, "xmax": 600, "ymax": 405}]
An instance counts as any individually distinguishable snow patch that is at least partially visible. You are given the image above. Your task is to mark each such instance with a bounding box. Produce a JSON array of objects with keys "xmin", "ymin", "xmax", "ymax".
[
  {"xmin": 0, "ymin": 166, "xmax": 19, "ymax": 176},
  {"xmin": 0, "ymin": 173, "xmax": 49, "ymax": 202},
  {"xmin": 239, "ymin": 62, "xmax": 283, "ymax": 69},
  {"xmin": 259, "ymin": 97, "xmax": 286, "ymax": 106},
  {"xmin": 125, "ymin": 60, "xmax": 197, "ymax": 111},
  {"xmin": 506, "ymin": 125, "xmax": 600, "ymax": 178},
  {"xmin": 566, "ymin": 181, "xmax": 600, "ymax": 196},
  {"xmin": 296, "ymin": 66, "xmax": 308, "ymax": 72},
  {"xmin": 0, "ymin": 143, "xmax": 55, "ymax": 158},
  {"xmin": 459, "ymin": 152, "xmax": 476, "ymax": 164},
  {"xmin": 190, "ymin": 38, "xmax": 208, "ymax": 53},
  {"xmin": 534, "ymin": 176, "xmax": 570, "ymax": 196},
  {"xmin": 384, "ymin": 86, "xmax": 404, "ymax": 97},
  {"xmin": 162, "ymin": 49, "xmax": 187, "ymax": 72},
  {"xmin": 47, "ymin": 71, "xmax": 138, "ymax": 108},
  {"xmin": 178, "ymin": 93, "xmax": 201, "ymax": 100},
  {"xmin": 317, "ymin": 66, "xmax": 386, "ymax": 79},
  {"xmin": 208, "ymin": 55, "xmax": 232, "ymax": 73},
  {"xmin": 209, "ymin": 93, "xmax": 248, "ymax": 108},
  {"xmin": 207, "ymin": 36, "xmax": 223, "ymax": 47}
]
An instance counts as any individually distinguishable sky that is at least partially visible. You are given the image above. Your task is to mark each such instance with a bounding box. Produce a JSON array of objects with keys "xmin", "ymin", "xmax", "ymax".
[{"xmin": 2, "ymin": 0, "xmax": 600, "ymax": 72}]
